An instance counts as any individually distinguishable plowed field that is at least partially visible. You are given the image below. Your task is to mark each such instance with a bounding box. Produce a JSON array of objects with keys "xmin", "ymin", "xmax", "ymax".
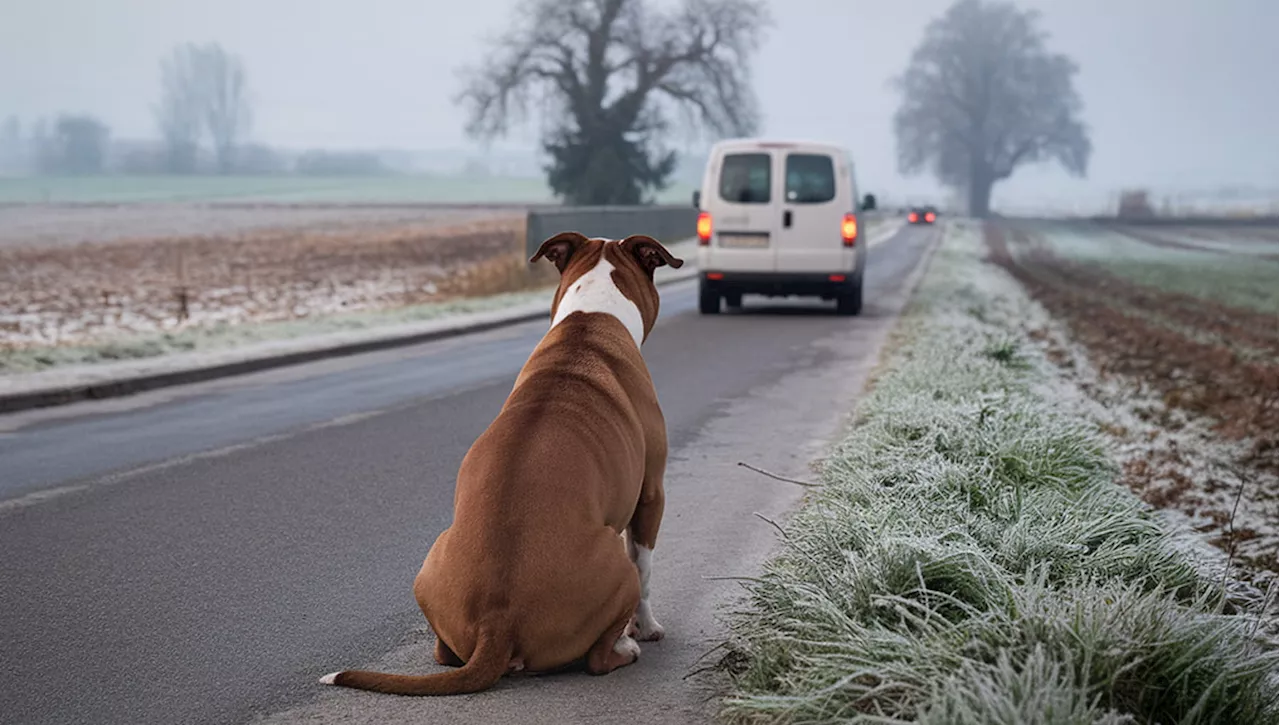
[{"xmin": 987, "ymin": 221, "xmax": 1278, "ymax": 573}]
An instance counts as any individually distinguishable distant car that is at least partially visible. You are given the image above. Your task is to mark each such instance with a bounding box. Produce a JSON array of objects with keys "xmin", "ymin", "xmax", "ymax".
[{"xmin": 907, "ymin": 206, "xmax": 938, "ymax": 224}]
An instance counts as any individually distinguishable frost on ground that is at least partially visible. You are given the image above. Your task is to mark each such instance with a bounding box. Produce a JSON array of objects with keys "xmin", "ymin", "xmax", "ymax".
[
  {"xmin": 715, "ymin": 221, "xmax": 1277, "ymax": 724},
  {"xmin": 0, "ymin": 203, "xmax": 527, "ymax": 248},
  {"xmin": 0, "ymin": 213, "xmax": 562, "ymax": 371},
  {"xmin": 988, "ymin": 222, "xmax": 1277, "ymax": 577}
]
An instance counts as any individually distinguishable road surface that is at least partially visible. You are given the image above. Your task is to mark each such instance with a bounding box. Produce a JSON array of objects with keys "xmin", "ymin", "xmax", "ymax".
[{"xmin": 0, "ymin": 225, "xmax": 938, "ymax": 725}]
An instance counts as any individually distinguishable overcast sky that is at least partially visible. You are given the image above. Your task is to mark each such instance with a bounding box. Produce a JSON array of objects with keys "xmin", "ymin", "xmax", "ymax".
[{"xmin": 2, "ymin": 0, "xmax": 1276, "ymax": 205}]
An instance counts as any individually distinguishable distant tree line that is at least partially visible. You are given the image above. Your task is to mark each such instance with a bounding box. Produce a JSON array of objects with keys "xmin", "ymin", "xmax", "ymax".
[
  {"xmin": 0, "ymin": 114, "xmax": 111, "ymax": 175},
  {"xmin": 0, "ymin": 41, "xmax": 390, "ymax": 178},
  {"xmin": 4, "ymin": 0, "xmax": 1094, "ymax": 212}
]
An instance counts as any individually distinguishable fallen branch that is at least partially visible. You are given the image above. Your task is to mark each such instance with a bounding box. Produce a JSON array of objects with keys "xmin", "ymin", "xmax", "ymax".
[{"xmin": 737, "ymin": 461, "xmax": 821, "ymax": 488}]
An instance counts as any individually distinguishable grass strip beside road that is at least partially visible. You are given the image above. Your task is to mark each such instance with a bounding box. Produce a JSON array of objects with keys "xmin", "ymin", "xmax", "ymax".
[{"xmin": 715, "ymin": 221, "xmax": 1278, "ymax": 724}]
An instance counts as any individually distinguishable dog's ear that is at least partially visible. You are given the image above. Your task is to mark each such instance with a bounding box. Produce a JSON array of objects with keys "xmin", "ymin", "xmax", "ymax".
[
  {"xmin": 620, "ymin": 235, "xmax": 684, "ymax": 275},
  {"xmin": 530, "ymin": 231, "xmax": 589, "ymax": 273}
]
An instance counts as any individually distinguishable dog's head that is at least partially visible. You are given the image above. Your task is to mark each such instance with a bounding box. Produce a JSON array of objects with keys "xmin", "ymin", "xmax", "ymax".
[{"xmin": 529, "ymin": 232, "xmax": 684, "ymax": 345}]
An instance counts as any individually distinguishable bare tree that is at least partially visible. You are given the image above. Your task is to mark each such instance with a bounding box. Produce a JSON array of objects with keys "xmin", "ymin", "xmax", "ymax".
[
  {"xmin": 155, "ymin": 43, "xmax": 203, "ymax": 174},
  {"xmin": 153, "ymin": 42, "xmax": 252, "ymax": 175},
  {"xmin": 457, "ymin": 0, "xmax": 770, "ymax": 205},
  {"xmin": 893, "ymin": 0, "xmax": 1090, "ymax": 217},
  {"xmin": 198, "ymin": 43, "xmax": 251, "ymax": 175}
]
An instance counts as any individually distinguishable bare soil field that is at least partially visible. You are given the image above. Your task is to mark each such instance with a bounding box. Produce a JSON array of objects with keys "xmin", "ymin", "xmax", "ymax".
[
  {"xmin": 0, "ymin": 206, "xmax": 554, "ymax": 352},
  {"xmin": 987, "ymin": 222, "xmax": 1278, "ymax": 574}
]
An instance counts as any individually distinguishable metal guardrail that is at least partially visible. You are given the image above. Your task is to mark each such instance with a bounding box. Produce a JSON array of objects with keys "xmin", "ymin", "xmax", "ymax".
[{"xmin": 525, "ymin": 205, "xmax": 699, "ymax": 258}]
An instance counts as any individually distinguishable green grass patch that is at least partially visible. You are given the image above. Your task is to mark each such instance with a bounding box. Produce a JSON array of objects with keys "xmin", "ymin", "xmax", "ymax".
[{"xmin": 716, "ymin": 222, "xmax": 1277, "ymax": 724}]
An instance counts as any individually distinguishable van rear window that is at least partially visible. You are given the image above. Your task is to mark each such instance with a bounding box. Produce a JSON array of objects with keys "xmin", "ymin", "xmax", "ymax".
[
  {"xmin": 718, "ymin": 153, "xmax": 771, "ymax": 204},
  {"xmin": 785, "ymin": 153, "xmax": 836, "ymax": 204}
]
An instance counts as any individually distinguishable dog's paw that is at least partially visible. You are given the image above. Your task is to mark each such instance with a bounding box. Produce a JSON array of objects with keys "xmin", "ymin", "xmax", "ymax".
[
  {"xmin": 636, "ymin": 618, "xmax": 665, "ymax": 642},
  {"xmin": 612, "ymin": 633, "xmax": 641, "ymax": 662}
]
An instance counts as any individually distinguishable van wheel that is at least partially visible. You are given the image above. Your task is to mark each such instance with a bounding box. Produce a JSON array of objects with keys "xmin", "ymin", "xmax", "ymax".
[
  {"xmin": 699, "ymin": 282, "xmax": 721, "ymax": 314},
  {"xmin": 725, "ymin": 292, "xmax": 743, "ymax": 310},
  {"xmin": 836, "ymin": 280, "xmax": 863, "ymax": 316}
]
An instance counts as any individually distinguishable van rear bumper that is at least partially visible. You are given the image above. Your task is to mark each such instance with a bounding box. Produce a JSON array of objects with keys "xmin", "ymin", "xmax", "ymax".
[{"xmin": 701, "ymin": 271, "xmax": 859, "ymax": 298}]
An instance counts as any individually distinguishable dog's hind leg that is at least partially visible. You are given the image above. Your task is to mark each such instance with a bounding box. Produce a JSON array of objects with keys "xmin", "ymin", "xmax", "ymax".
[
  {"xmin": 585, "ymin": 555, "xmax": 642, "ymax": 675},
  {"xmin": 626, "ymin": 460, "xmax": 666, "ymax": 642}
]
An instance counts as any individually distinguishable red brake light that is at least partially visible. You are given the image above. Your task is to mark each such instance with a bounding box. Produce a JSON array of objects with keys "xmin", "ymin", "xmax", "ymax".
[
  {"xmin": 925, "ymin": 211, "xmax": 936, "ymax": 223},
  {"xmin": 841, "ymin": 213, "xmax": 857, "ymax": 246},
  {"xmin": 696, "ymin": 212, "xmax": 712, "ymax": 244},
  {"xmin": 909, "ymin": 212, "xmax": 918, "ymax": 223}
]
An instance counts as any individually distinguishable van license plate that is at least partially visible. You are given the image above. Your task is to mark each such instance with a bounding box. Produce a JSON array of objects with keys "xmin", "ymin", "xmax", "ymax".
[{"xmin": 719, "ymin": 234, "xmax": 769, "ymax": 248}]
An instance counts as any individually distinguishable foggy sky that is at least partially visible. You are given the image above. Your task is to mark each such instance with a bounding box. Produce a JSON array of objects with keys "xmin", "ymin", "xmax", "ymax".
[{"xmin": 2, "ymin": 0, "xmax": 1276, "ymax": 206}]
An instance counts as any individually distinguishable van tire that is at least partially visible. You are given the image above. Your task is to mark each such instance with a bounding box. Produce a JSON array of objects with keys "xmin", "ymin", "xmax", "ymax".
[
  {"xmin": 836, "ymin": 280, "xmax": 863, "ymax": 316},
  {"xmin": 725, "ymin": 292, "xmax": 743, "ymax": 310},
  {"xmin": 699, "ymin": 282, "xmax": 721, "ymax": 315}
]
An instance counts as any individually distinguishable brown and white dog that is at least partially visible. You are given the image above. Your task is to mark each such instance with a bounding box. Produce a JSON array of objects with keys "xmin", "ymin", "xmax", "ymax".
[{"xmin": 320, "ymin": 232, "xmax": 683, "ymax": 696}]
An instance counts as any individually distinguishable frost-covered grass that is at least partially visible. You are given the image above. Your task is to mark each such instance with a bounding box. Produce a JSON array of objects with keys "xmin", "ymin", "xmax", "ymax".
[
  {"xmin": 1034, "ymin": 223, "xmax": 1278, "ymax": 313},
  {"xmin": 0, "ymin": 286, "xmax": 555, "ymax": 373},
  {"xmin": 717, "ymin": 222, "xmax": 1278, "ymax": 724}
]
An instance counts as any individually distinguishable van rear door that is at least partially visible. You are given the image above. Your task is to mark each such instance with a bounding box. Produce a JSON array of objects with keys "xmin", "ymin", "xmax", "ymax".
[
  {"xmin": 774, "ymin": 150, "xmax": 853, "ymax": 273},
  {"xmin": 706, "ymin": 150, "xmax": 777, "ymax": 273}
]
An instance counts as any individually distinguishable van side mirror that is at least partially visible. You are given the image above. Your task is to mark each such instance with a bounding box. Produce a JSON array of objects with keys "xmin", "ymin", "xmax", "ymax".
[
  {"xmin": 860, "ymin": 193, "xmax": 877, "ymax": 211},
  {"xmin": 692, "ymin": 190, "xmax": 701, "ymax": 208}
]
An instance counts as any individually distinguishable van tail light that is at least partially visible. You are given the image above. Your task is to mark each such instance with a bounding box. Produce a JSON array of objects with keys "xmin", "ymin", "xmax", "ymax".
[
  {"xmin": 909, "ymin": 212, "xmax": 919, "ymax": 223},
  {"xmin": 696, "ymin": 212, "xmax": 713, "ymax": 245},
  {"xmin": 841, "ymin": 213, "xmax": 858, "ymax": 246},
  {"xmin": 925, "ymin": 211, "xmax": 936, "ymax": 223}
]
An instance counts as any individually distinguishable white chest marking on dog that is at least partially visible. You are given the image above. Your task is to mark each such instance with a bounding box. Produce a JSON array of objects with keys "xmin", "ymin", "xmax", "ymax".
[{"xmin": 550, "ymin": 255, "xmax": 644, "ymax": 347}]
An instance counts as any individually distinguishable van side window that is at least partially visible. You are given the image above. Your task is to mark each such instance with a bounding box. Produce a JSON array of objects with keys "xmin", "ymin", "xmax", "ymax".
[
  {"xmin": 718, "ymin": 153, "xmax": 771, "ymax": 204},
  {"xmin": 785, "ymin": 154, "xmax": 836, "ymax": 204}
]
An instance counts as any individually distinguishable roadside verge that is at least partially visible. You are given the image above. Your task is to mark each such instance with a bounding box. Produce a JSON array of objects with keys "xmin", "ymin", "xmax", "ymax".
[{"xmin": 714, "ymin": 221, "xmax": 1278, "ymax": 723}]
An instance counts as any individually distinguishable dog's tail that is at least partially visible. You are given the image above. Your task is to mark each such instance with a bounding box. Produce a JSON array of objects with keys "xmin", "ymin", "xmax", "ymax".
[{"xmin": 319, "ymin": 629, "xmax": 510, "ymax": 697}]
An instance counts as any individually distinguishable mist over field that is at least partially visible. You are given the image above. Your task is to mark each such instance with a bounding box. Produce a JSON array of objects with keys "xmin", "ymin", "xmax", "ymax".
[{"xmin": 1, "ymin": 0, "xmax": 1276, "ymax": 212}]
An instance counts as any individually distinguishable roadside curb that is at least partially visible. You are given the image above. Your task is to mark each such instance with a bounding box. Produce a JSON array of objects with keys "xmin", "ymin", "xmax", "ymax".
[{"xmin": 0, "ymin": 265, "xmax": 702, "ymax": 415}]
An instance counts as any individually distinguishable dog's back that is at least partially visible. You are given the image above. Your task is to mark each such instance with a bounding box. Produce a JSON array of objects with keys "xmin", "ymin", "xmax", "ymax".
[{"xmin": 320, "ymin": 233, "xmax": 680, "ymax": 696}]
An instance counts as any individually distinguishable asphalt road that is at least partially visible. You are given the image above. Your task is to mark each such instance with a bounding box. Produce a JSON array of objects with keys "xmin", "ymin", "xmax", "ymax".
[{"xmin": 0, "ymin": 224, "xmax": 938, "ymax": 725}]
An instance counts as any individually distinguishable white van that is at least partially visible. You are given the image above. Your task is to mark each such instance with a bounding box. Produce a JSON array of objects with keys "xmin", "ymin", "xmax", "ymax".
[{"xmin": 692, "ymin": 138, "xmax": 876, "ymax": 315}]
